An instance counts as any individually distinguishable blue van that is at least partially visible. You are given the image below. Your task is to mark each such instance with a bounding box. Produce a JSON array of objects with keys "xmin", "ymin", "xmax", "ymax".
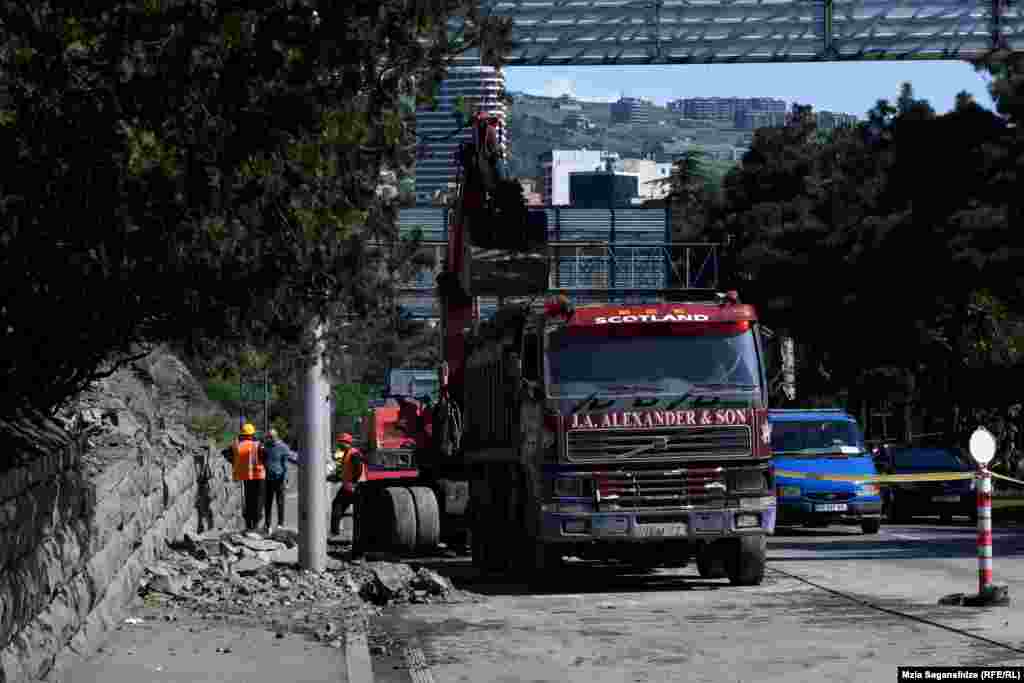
[{"xmin": 769, "ymin": 410, "xmax": 883, "ymax": 534}]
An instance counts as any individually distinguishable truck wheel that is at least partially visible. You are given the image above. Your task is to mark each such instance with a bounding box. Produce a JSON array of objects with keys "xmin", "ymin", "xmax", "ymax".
[
  {"xmin": 351, "ymin": 488, "xmax": 371, "ymax": 557},
  {"xmin": 526, "ymin": 543, "xmax": 564, "ymax": 589},
  {"xmin": 861, "ymin": 518, "xmax": 881, "ymax": 534},
  {"xmin": 384, "ymin": 487, "xmax": 417, "ymax": 553},
  {"xmin": 408, "ymin": 486, "xmax": 441, "ymax": 552},
  {"xmin": 696, "ymin": 547, "xmax": 727, "ymax": 579},
  {"xmin": 727, "ymin": 535, "xmax": 766, "ymax": 586},
  {"xmin": 355, "ymin": 488, "xmax": 383, "ymax": 553}
]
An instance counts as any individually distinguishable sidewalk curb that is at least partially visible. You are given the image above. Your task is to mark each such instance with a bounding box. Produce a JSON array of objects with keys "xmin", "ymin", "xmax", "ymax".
[{"xmin": 345, "ymin": 624, "xmax": 375, "ymax": 683}]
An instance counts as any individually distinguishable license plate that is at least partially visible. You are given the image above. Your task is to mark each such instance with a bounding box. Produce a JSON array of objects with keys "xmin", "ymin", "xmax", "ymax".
[
  {"xmin": 814, "ymin": 503, "xmax": 848, "ymax": 512},
  {"xmin": 637, "ymin": 523, "xmax": 688, "ymax": 538},
  {"xmin": 932, "ymin": 495, "xmax": 960, "ymax": 503},
  {"xmin": 594, "ymin": 516, "xmax": 629, "ymax": 534}
]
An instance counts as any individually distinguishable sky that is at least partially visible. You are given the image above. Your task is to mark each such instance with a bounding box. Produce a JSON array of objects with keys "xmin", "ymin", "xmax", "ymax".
[{"xmin": 504, "ymin": 61, "xmax": 998, "ymax": 118}]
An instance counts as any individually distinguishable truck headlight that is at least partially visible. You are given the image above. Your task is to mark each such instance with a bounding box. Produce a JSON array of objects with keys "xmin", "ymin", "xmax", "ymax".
[
  {"xmin": 778, "ymin": 486, "xmax": 801, "ymax": 498},
  {"xmin": 856, "ymin": 484, "xmax": 880, "ymax": 496}
]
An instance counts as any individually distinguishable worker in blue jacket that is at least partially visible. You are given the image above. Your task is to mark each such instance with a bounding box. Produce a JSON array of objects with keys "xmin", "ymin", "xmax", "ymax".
[{"xmin": 260, "ymin": 429, "xmax": 296, "ymax": 535}]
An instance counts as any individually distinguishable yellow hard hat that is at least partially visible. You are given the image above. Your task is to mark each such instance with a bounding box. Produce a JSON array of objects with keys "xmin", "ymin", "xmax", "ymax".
[{"xmin": 241, "ymin": 423, "xmax": 256, "ymax": 436}]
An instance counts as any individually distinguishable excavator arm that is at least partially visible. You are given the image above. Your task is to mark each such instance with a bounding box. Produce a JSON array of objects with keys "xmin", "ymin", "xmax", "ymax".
[{"xmin": 438, "ymin": 112, "xmax": 548, "ymax": 394}]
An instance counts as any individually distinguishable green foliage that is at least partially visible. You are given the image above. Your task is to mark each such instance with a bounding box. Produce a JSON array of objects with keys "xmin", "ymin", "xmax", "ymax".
[
  {"xmin": 707, "ymin": 88, "xmax": 1024, "ymax": 421},
  {"xmin": 190, "ymin": 413, "xmax": 230, "ymax": 443},
  {"xmin": 203, "ymin": 377, "xmax": 242, "ymax": 409},
  {"xmin": 334, "ymin": 384, "xmax": 375, "ymax": 418},
  {"xmin": 0, "ymin": 0, "xmax": 512, "ymax": 420}
]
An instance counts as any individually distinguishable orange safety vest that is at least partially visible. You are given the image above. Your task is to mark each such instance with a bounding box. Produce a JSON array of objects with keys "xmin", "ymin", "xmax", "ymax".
[
  {"xmin": 335, "ymin": 448, "xmax": 367, "ymax": 485},
  {"xmin": 232, "ymin": 438, "xmax": 266, "ymax": 481}
]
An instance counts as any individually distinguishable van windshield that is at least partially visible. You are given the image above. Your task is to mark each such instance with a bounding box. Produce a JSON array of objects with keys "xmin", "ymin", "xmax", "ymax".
[{"xmin": 771, "ymin": 420, "xmax": 866, "ymax": 456}]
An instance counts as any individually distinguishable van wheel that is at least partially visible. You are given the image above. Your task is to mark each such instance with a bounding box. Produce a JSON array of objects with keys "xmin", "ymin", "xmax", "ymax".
[{"xmin": 861, "ymin": 518, "xmax": 881, "ymax": 534}]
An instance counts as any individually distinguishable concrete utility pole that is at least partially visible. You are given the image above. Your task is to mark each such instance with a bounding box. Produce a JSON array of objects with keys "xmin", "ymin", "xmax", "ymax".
[{"xmin": 299, "ymin": 321, "xmax": 328, "ymax": 571}]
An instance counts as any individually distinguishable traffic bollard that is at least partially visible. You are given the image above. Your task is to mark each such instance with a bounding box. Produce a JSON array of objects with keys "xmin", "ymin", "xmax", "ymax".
[{"xmin": 977, "ymin": 467, "xmax": 992, "ymax": 594}]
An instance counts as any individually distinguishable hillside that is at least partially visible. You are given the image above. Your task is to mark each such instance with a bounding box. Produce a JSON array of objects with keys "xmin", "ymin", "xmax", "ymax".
[{"xmin": 506, "ymin": 92, "xmax": 747, "ymax": 180}]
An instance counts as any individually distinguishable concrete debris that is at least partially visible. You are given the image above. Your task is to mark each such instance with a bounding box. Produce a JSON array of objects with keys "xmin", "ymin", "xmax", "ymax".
[
  {"xmin": 368, "ymin": 562, "xmax": 416, "ymax": 598},
  {"xmin": 234, "ymin": 536, "xmax": 285, "ymax": 553},
  {"xmin": 136, "ymin": 529, "xmax": 482, "ymax": 648},
  {"xmin": 351, "ymin": 563, "xmax": 463, "ymax": 606},
  {"xmin": 271, "ymin": 547, "xmax": 299, "ymax": 565},
  {"xmin": 232, "ymin": 557, "xmax": 269, "ymax": 575},
  {"xmin": 146, "ymin": 564, "xmax": 190, "ymax": 596}
]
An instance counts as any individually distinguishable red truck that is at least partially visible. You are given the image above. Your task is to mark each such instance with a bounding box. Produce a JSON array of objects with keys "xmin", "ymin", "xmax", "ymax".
[
  {"xmin": 350, "ymin": 113, "xmax": 776, "ymax": 585},
  {"xmin": 452, "ymin": 293, "xmax": 776, "ymax": 584}
]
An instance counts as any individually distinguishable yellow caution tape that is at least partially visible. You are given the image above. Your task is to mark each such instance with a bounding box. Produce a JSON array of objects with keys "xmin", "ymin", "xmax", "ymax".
[
  {"xmin": 774, "ymin": 469, "xmax": 974, "ymax": 485},
  {"xmin": 991, "ymin": 472, "xmax": 1024, "ymax": 488}
]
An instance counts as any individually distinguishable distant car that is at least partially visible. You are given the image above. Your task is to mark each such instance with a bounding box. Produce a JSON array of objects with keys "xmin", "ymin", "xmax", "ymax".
[
  {"xmin": 875, "ymin": 445, "xmax": 977, "ymax": 523},
  {"xmin": 770, "ymin": 410, "xmax": 883, "ymax": 534}
]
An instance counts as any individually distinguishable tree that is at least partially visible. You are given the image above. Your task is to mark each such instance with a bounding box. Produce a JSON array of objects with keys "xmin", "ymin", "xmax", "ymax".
[
  {"xmin": 0, "ymin": 0, "xmax": 511, "ymax": 422},
  {"xmin": 643, "ymin": 149, "xmax": 723, "ymax": 243},
  {"xmin": 709, "ymin": 86, "xmax": 1024, "ymax": 421}
]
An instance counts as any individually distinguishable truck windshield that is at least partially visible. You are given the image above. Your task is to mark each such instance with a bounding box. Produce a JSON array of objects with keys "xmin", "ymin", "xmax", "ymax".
[
  {"xmin": 545, "ymin": 326, "xmax": 761, "ymax": 398},
  {"xmin": 770, "ymin": 420, "xmax": 866, "ymax": 456}
]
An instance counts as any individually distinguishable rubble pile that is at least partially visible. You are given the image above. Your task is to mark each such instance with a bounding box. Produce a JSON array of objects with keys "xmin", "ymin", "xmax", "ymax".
[{"xmin": 137, "ymin": 530, "xmax": 479, "ymax": 640}]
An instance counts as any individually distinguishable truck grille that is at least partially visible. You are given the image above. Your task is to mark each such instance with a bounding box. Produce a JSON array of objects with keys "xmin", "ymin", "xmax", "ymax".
[
  {"xmin": 595, "ymin": 467, "xmax": 727, "ymax": 509},
  {"xmin": 566, "ymin": 426, "xmax": 752, "ymax": 463}
]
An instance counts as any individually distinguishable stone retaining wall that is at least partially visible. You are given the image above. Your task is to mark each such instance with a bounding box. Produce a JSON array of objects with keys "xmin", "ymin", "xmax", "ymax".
[{"xmin": 0, "ymin": 349, "xmax": 242, "ymax": 682}]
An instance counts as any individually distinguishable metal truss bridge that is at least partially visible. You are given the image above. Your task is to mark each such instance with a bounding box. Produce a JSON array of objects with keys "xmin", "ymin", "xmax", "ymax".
[{"xmin": 467, "ymin": 0, "xmax": 1022, "ymax": 65}]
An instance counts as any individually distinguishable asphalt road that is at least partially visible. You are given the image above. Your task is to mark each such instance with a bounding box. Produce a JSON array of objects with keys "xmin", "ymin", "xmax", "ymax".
[{"xmin": 369, "ymin": 519, "xmax": 1024, "ymax": 683}]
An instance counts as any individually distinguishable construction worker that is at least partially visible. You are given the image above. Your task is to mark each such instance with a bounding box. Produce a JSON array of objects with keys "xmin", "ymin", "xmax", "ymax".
[
  {"xmin": 260, "ymin": 429, "xmax": 296, "ymax": 536},
  {"xmin": 329, "ymin": 433, "xmax": 366, "ymax": 536},
  {"xmin": 225, "ymin": 423, "xmax": 266, "ymax": 532}
]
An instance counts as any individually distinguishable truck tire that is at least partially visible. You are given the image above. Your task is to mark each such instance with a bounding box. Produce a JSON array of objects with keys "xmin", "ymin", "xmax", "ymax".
[
  {"xmin": 408, "ymin": 486, "xmax": 441, "ymax": 552},
  {"xmin": 861, "ymin": 518, "xmax": 881, "ymax": 534},
  {"xmin": 727, "ymin": 535, "xmax": 766, "ymax": 586},
  {"xmin": 470, "ymin": 476, "xmax": 505, "ymax": 573},
  {"xmin": 526, "ymin": 542, "xmax": 564, "ymax": 589},
  {"xmin": 696, "ymin": 547, "xmax": 727, "ymax": 579},
  {"xmin": 384, "ymin": 487, "xmax": 417, "ymax": 553},
  {"xmin": 351, "ymin": 488, "xmax": 372, "ymax": 557}
]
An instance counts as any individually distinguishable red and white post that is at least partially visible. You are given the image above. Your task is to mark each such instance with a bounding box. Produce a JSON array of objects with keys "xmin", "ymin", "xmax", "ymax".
[{"xmin": 977, "ymin": 467, "xmax": 993, "ymax": 593}]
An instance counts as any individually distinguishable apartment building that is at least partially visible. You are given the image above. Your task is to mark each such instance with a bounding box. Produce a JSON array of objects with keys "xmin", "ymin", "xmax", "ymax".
[{"xmin": 414, "ymin": 66, "xmax": 508, "ymax": 205}]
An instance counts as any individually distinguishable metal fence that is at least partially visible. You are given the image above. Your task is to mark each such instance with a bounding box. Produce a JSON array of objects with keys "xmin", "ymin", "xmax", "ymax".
[
  {"xmin": 395, "ymin": 206, "xmax": 717, "ymax": 319},
  {"xmin": 397, "ymin": 206, "xmax": 674, "ymax": 244}
]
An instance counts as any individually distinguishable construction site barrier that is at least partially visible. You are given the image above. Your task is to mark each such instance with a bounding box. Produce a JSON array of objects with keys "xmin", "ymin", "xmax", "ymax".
[
  {"xmin": 774, "ymin": 469, "xmax": 1024, "ymax": 490},
  {"xmin": 773, "ymin": 470, "xmax": 974, "ymax": 484}
]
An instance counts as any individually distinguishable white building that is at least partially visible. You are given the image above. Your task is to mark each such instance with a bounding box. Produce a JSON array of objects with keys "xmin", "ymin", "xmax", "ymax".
[
  {"xmin": 539, "ymin": 149, "xmax": 620, "ymax": 206},
  {"xmin": 414, "ymin": 66, "xmax": 508, "ymax": 205},
  {"xmin": 613, "ymin": 158, "xmax": 675, "ymax": 200}
]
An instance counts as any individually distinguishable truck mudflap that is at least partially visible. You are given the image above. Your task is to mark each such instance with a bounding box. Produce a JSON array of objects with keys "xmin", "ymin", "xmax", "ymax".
[{"xmin": 540, "ymin": 502, "xmax": 776, "ymax": 543}]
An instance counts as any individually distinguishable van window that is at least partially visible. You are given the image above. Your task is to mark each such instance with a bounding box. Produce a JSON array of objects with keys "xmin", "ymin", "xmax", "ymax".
[{"xmin": 771, "ymin": 420, "xmax": 865, "ymax": 455}]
